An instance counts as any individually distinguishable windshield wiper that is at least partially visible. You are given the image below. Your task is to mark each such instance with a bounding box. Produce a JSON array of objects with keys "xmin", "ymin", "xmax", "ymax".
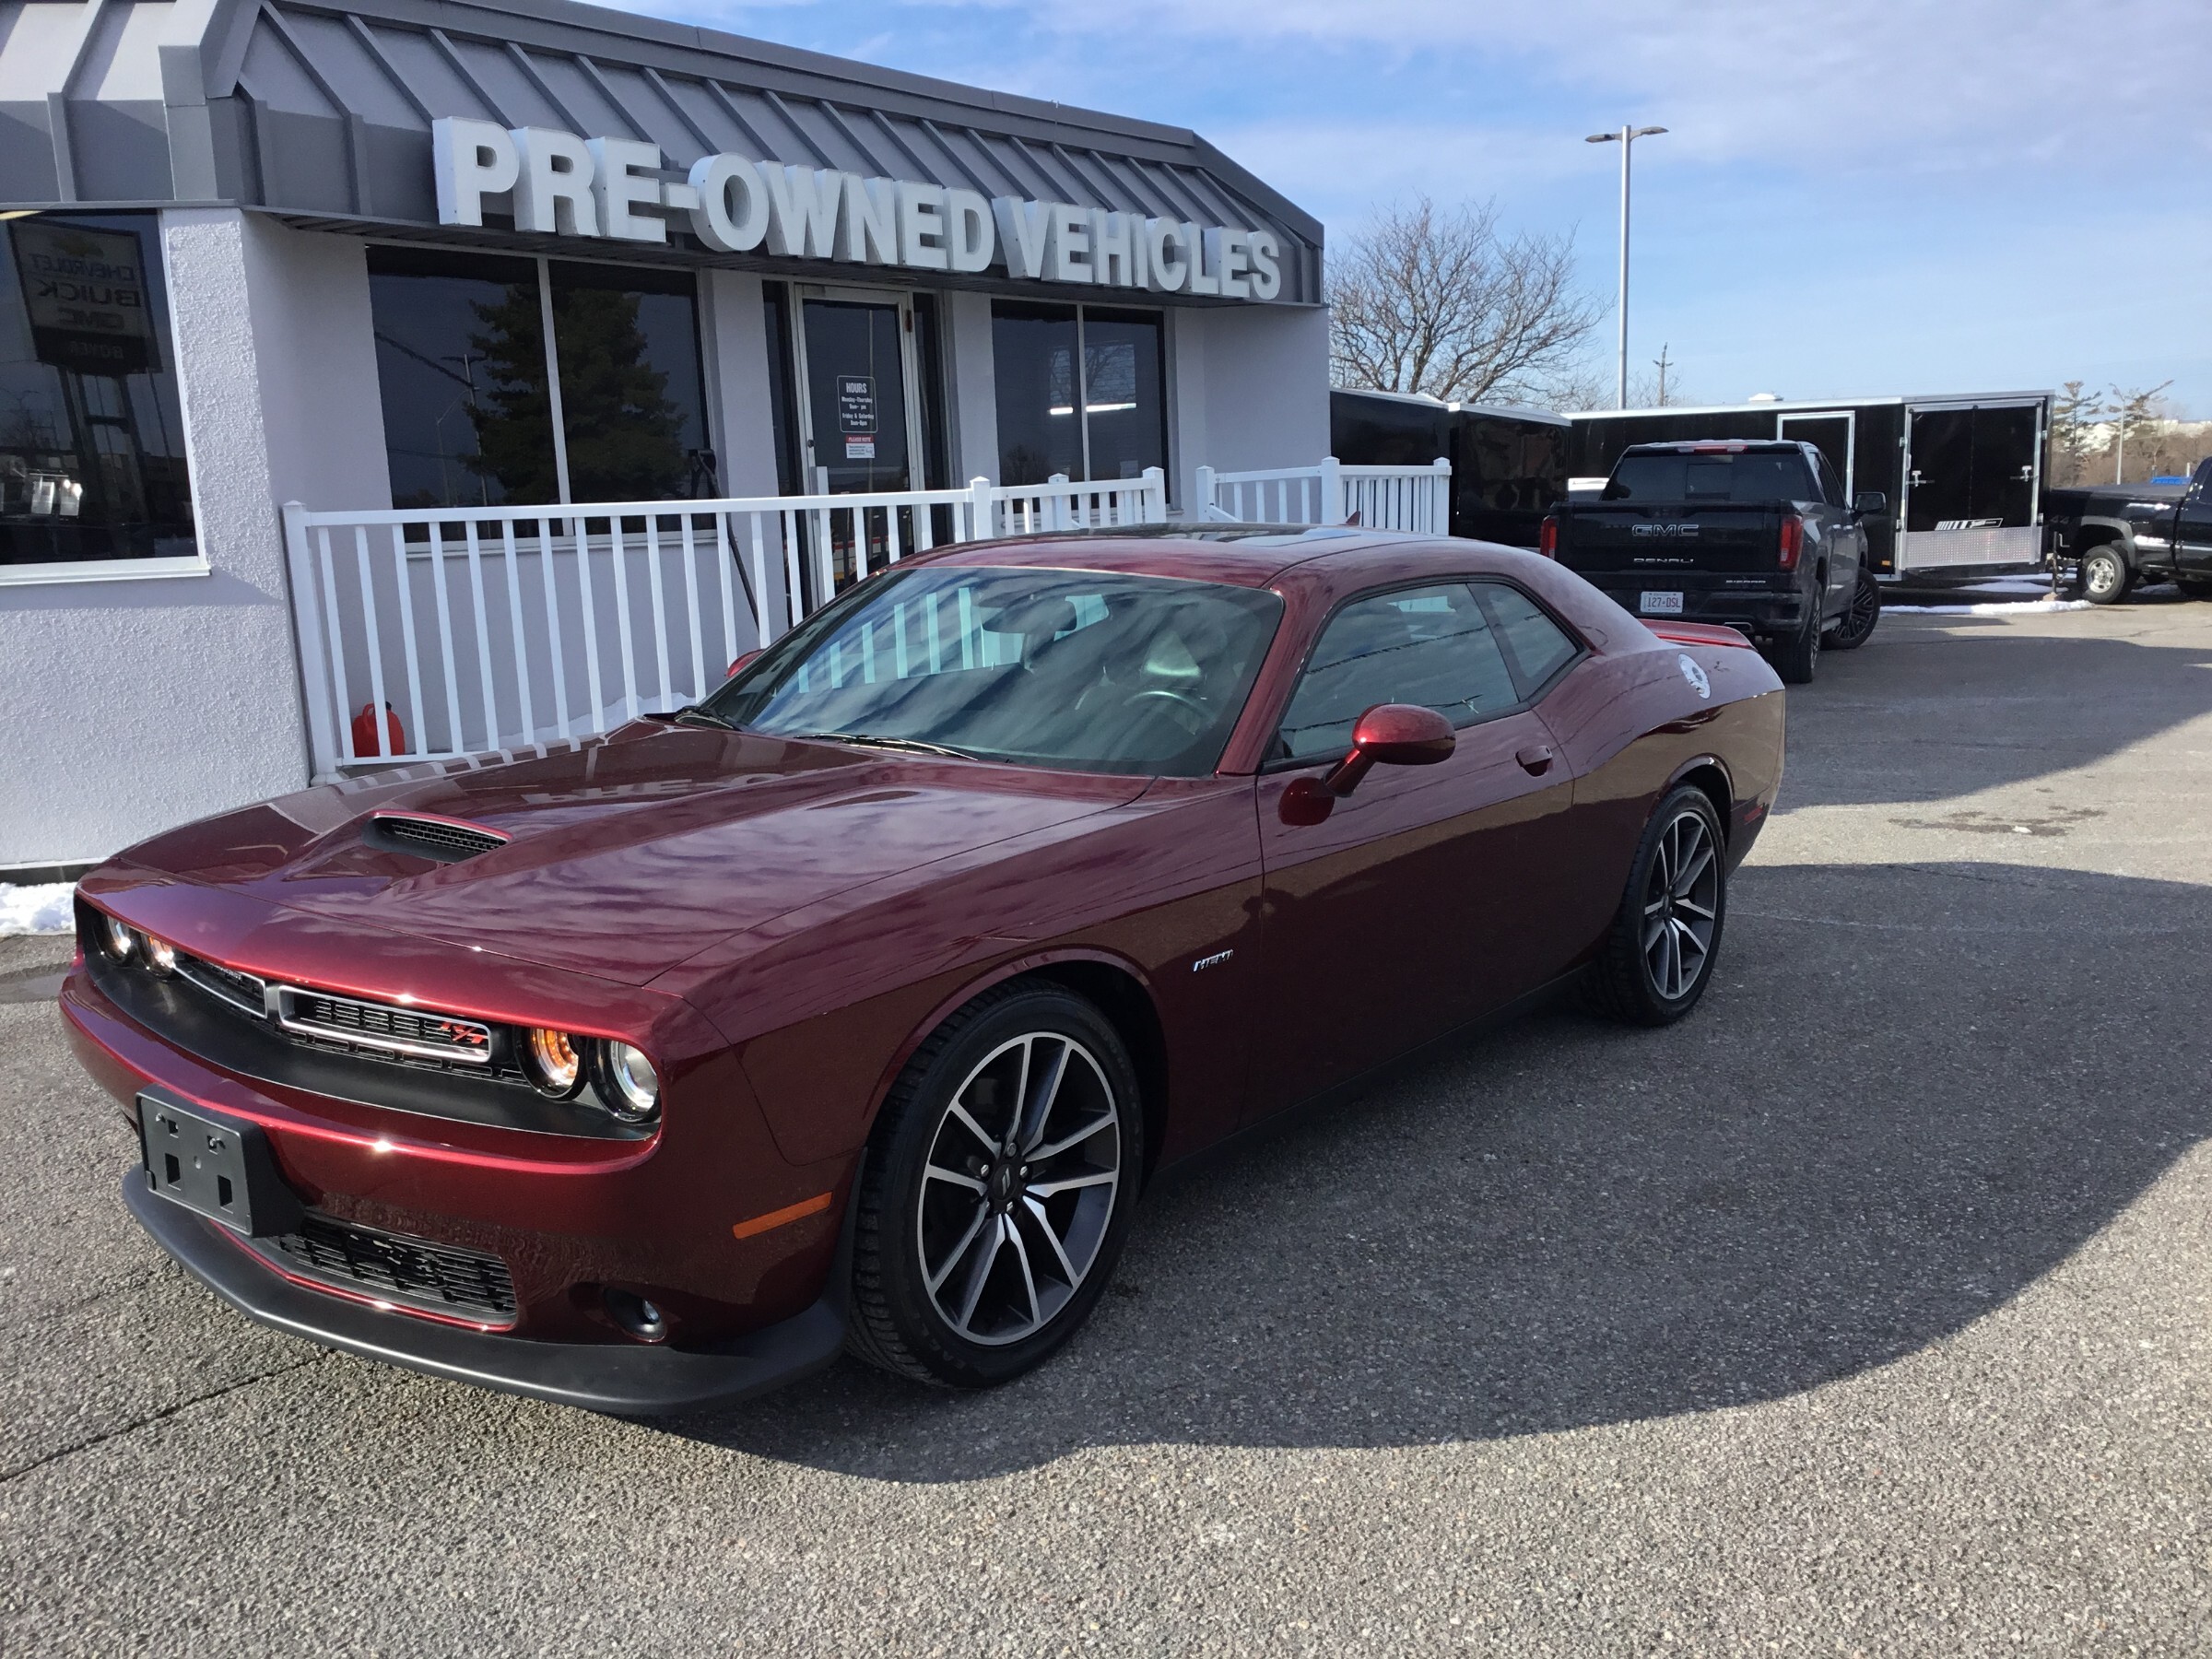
[
  {"xmin": 670, "ymin": 705, "xmax": 735, "ymax": 729},
  {"xmin": 789, "ymin": 731, "xmax": 982, "ymax": 761}
]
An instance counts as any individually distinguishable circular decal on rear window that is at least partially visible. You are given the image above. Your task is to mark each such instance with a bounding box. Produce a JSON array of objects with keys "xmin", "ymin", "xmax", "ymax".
[{"xmin": 1678, "ymin": 653, "xmax": 1712, "ymax": 700}]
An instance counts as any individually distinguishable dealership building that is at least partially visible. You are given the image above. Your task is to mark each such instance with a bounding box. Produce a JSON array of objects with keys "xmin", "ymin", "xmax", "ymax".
[{"xmin": 0, "ymin": 0, "xmax": 1332, "ymax": 874}]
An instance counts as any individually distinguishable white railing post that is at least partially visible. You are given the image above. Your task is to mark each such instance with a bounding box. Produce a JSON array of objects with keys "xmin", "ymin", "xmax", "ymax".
[
  {"xmin": 1141, "ymin": 466, "xmax": 1167, "ymax": 524},
  {"xmin": 1194, "ymin": 465, "xmax": 1217, "ymax": 524},
  {"xmin": 279, "ymin": 501, "xmax": 343, "ymax": 782},
  {"xmin": 969, "ymin": 477, "xmax": 994, "ymax": 541},
  {"xmin": 1046, "ymin": 473, "xmax": 1070, "ymax": 532},
  {"xmin": 1321, "ymin": 456, "xmax": 1346, "ymax": 525},
  {"xmin": 1430, "ymin": 456, "xmax": 1453, "ymax": 534}
]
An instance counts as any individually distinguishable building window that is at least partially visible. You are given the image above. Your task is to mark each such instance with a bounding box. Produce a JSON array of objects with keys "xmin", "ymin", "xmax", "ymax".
[
  {"xmin": 367, "ymin": 248, "xmax": 712, "ymax": 510},
  {"xmin": 1, "ymin": 212, "xmax": 194, "ymax": 571},
  {"xmin": 992, "ymin": 301, "xmax": 1166, "ymax": 489}
]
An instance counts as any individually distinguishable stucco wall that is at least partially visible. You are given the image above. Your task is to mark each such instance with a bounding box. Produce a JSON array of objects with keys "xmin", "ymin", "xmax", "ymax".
[
  {"xmin": 1170, "ymin": 302, "xmax": 1332, "ymax": 511},
  {"xmin": 944, "ymin": 290, "xmax": 998, "ymax": 487},
  {"xmin": 0, "ymin": 210, "xmax": 385, "ymax": 871}
]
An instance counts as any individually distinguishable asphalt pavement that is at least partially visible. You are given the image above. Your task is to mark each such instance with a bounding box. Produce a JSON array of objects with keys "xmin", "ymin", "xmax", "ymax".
[{"xmin": 4, "ymin": 591, "xmax": 2209, "ymax": 1655}]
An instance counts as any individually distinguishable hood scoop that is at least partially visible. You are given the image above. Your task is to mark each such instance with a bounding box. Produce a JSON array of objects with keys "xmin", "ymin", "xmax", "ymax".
[{"xmin": 361, "ymin": 813, "xmax": 511, "ymax": 865}]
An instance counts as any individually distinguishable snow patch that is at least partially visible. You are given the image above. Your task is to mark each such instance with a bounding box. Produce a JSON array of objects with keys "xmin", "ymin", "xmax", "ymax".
[
  {"xmin": 1888, "ymin": 595, "xmax": 2094, "ymax": 616},
  {"xmin": 0, "ymin": 884, "xmax": 76, "ymax": 936}
]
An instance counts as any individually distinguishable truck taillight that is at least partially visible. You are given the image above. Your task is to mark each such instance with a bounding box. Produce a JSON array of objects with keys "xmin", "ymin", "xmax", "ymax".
[
  {"xmin": 1778, "ymin": 513, "xmax": 1803, "ymax": 571},
  {"xmin": 1538, "ymin": 514, "xmax": 1559, "ymax": 558}
]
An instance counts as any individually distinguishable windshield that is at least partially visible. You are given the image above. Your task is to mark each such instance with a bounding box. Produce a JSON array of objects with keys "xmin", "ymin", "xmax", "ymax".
[
  {"xmin": 1606, "ymin": 451, "xmax": 1817, "ymax": 503},
  {"xmin": 703, "ymin": 565, "xmax": 1284, "ymax": 776}
]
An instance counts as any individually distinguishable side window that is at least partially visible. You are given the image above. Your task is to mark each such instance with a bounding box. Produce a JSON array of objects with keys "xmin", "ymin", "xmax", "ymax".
[
  {"xmin": 1276, "ymin": 583, "xmax": 1519, "ymax": 762},
  {"xmin": 1815, "ymin": 453, "xmax": 1846, "ymax": 505},
  {"xmin": 1474, "ymin": 583, "xmax": 1580, "ymax": 696}
]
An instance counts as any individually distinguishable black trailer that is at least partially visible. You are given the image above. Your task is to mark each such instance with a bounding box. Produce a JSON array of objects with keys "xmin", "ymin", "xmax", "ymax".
[
  {"xmin": 1564, "ymin": 393, "xmax": 2052, "ymax": 579},
  {"xmin": 1330, "ymin": 388, "xmax": 1569, "ymax": 548}
]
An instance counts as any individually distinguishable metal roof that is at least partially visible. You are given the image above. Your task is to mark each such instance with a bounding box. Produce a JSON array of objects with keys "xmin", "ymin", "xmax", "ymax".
[{"xmin": 0, "ymin": 0, "xmax": 1322, "ymax": 301}]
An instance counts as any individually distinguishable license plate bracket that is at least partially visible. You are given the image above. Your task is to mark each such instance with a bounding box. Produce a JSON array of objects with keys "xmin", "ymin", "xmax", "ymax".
[
  {"xmin": 1640, "ymin": 590, "xmax": 1686, "ymax": 615},
  {"xmin": 136, "ymin": 1089, "xmax": 302, "ymax": 1238}
]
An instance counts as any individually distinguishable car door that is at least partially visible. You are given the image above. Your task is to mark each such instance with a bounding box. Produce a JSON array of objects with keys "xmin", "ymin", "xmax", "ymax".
[
  {"xmin": 1249, "ymin": 579, "xmax": 1583, "ymax": 1121},
  {"xmin": 2176, "ymin": 458, "xmax": 2212, "ymax": 579},
  {"xmin": 1812, "ymin": 450, "xmax": 1859, "ymax": 619}
]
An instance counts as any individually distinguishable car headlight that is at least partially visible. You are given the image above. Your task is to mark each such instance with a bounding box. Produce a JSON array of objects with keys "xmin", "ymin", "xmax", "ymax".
[
  {"xmin": 98, "ymin": 915, "xmax": 137, "ymax": 962},
  {"xmin": 145, "ymin": 935, "xmax": 179, "ymax": 975},
  {"xmin": 594, "ymin": 1041, "xmax": 660, "ymax": 1123},
  {"xmin": 521, "ymin": 1027, "xmax": 583, "ymax": 1097}
]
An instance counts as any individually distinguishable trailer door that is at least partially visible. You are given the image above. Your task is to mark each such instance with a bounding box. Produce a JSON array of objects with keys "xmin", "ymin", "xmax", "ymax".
[
  {"xmin": 1899, "ymin": 400, "xmax": 2044, "ymax": 571},
  {"xmin": 1778, "ymin": 411, "xmax": 1854, "ymax": 488}
]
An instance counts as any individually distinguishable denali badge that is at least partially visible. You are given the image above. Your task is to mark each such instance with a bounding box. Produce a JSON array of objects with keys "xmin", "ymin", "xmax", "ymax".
[
  {"xmin": 1192, "ymin": 949, "xmax": 1235, "ymax": 972},
  {"xmin": 1678, "ymin": 654, "xmax": 1712, "ymax": 700}
]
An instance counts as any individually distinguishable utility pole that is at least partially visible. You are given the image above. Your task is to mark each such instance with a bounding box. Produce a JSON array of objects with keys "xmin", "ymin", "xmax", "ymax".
[
  {"xmin": 1653, "ymin": 344, "xmax": 1673, "ymax": 406},
  {"xmin": 1586, "ymin": 124, "xmax": 1668, "ymax": 409}
]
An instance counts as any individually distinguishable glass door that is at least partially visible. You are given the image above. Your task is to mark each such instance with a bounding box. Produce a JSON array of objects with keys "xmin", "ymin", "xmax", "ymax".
[{"xmin": 790, "ymin": 289, "xmax": 925, "ymax": 602}]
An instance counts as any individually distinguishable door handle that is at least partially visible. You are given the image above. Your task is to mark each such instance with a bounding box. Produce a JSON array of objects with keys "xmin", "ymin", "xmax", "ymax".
[{"xmin": 1515, "ymin": 744, "xmax": 1555, "ymax": 776}]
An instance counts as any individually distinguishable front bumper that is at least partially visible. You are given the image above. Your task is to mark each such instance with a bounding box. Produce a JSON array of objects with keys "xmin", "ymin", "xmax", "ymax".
[{"xmin": 124, "ymin": 1171, "xmax": 847, "ymax": 1415}]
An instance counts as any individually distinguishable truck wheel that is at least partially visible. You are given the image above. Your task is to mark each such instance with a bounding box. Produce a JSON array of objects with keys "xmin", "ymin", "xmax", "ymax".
[
  {"xmin": 1769, "ymin": 607, "xmax": 1820, "ymax": 684},
  {"xmin": 2174, "ymin": 578, "xmax": 2212, "ymax": 601},
  {"xmin": 2079, "ymin": 544, "xmax": 2131, "ymax": 605},
  {"xmin": 1824, "ymin": 570, "xmax": 1881, "ymax": 651}
]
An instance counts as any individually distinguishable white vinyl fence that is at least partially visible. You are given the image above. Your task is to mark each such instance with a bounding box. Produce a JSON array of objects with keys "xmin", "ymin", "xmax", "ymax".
[
  {"xmin": 1197, "ymin": 456, "xmax": 1453, "ymax": 534},
  {"xmin": 283, "ymin": 470, "xmax": 1166, "ymax": 780}
]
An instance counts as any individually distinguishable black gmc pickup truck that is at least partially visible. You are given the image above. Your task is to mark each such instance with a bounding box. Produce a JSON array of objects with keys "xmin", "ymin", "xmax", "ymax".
[
  {"xmin": 2044, "ymin": 455, "xmax": 2212, "ymax": 604},
  {"xmin": 1541, "ymin": 440, "xmax": 1883, "ymax": 684}
]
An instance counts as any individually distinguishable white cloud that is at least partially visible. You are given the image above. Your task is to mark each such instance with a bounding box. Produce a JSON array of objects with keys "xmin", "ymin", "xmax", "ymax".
[{"xmin": 887, "ymin": 0, "xmax": 2211, "ymax": 173}]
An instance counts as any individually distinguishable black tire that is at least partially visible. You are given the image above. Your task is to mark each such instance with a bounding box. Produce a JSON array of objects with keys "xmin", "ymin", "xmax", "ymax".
[
  {"xmin": 1584, "ymin": 784, "xmax": 1729, "ymax": 1028},
  {"xmin": 2079, "ymin": 544, "xmax": 2131, "ymax": 606},
  {"xmin": 1768, "ymin": 605, "xmax": 1820, "ymax": 685},
  {"xmin": 1824, "ymin": 569, "xmax": 1881, "ymax": 651},
  {"xmin": 2174, "ymin": 577, "xmax": 2212, "ymax": 601},
  {"xmin": 846, "ymin": 982, "xmax": 1144, "ymax": 1388}
]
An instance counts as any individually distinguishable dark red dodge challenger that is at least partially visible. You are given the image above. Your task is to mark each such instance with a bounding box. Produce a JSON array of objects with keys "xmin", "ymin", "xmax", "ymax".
[{"xmin": 63, "ymin": 528, "xmax": 1783, "ymax": 1412}]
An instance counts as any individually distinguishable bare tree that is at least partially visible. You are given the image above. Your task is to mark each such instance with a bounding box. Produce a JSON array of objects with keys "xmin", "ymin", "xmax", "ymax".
[
  {"xmin": 1328, "ymin": 198, "xmax": 1601, "ymax": 407},
  {"xmin": 2108, "ymin": 381, "xmax": 2174, "ymax": 483},
  {"xmin": 2049, "ymin": 381, "xmax": 2107, "ymax": 487}
]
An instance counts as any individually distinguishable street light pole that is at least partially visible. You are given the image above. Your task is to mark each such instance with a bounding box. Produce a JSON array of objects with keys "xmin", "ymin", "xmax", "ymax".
[{"xmin": 1586, "ymin": 124, "xmax": 1667, "ymax": 409}]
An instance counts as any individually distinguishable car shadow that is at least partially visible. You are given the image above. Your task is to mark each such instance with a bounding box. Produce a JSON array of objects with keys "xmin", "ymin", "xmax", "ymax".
[
  {"xmin": 655, "ymin": 860, "xmax": 2211, "ymax": 1480},
  {"xmin": 1778, "ymin": 619, "xmax": 2212, "ymax": 808}
]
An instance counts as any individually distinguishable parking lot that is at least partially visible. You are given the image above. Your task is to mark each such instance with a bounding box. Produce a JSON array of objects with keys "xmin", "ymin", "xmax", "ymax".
[{"xmin": 4, "ymin": 594, "xmax": 2208, "ymax": 1656}]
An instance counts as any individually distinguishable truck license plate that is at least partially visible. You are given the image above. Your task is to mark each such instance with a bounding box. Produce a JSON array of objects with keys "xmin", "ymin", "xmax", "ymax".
[{"xmin": 1640, "ymin": 591, "xmax": 1685, "ymax": 615}]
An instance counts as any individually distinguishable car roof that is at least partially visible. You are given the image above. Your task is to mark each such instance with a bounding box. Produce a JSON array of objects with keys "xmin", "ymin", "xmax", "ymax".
[{"xmin": 905, "ymin": 525, "xmax": 1426, "ymax": 587}]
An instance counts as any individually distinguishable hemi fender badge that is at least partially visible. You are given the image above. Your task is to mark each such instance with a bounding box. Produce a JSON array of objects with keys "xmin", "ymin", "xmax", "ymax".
[{"xmin": 1193, "ymin": 949, "xmax": 1235, "ymax": 972}]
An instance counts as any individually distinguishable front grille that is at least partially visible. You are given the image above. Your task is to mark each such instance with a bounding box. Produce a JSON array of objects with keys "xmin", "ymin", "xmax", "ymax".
[
  {"xmin": 277, "ymin": 987, "xmax": 494, "ymax": 1065},
  {"xmin": 369, "ymin": 815, "xmax": 507, "ymax": 861},
  {"xmin": 175, "ymin": 953, "xmax": 267, "ymax": 1018},
  {"xmin": 266, "ymin": 1213, "xmax": 517, "ymax": 1320}
]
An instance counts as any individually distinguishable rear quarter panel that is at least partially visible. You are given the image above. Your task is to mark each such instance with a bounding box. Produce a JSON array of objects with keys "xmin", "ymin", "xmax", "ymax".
[{"xmin": 1535, "ymin": 637, "xmax": 1784, "ymax": 956}]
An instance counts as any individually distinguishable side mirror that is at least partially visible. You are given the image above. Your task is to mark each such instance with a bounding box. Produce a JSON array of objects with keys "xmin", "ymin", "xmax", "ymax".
[
  {"xmin": 1324, "ymin": 703, "xmax": 1455, "ymax": 794},
  {"xmin": 1853, "ymin": 491, "xmax": 1888, "ymax": 516},
  {"xmin": 1281, "ymin": 704, "xmax": 1454, "ymax": 826}
]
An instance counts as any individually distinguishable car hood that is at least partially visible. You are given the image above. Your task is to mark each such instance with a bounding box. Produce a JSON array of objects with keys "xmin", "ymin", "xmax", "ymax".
[{"xmin": 117, "ymin": 726, "xmax": 1150, "ymax": 984}]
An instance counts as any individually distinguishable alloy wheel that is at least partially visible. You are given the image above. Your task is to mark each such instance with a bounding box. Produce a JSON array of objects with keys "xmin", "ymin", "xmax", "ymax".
[
  {"xmin": 1832, "ymin": 573, "xmax": 1880, "ymax": 646},
  {"xmin": 915, "ymin": 1031, "xmax": 1122, "ymax": 1347},
  {"xmin": 1641, "ymin": 809, "xmax": 1721, "ymax": 1001}
]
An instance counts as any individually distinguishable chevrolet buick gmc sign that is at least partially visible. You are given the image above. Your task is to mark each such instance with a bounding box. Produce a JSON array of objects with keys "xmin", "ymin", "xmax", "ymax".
[{"xmin": 433, "ymin": 118, "xmax": 1285, "ymax": 300}]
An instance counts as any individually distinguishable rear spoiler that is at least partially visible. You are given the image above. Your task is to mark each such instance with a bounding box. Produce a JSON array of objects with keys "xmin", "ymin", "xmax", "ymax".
[{"xmin": 1643, "ymin": 620, "xmax": 1757, "ymax": 650}]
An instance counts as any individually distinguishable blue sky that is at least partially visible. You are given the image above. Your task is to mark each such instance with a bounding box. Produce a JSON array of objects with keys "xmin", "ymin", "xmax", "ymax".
[{"xmin": 609, "ymin": 0, "xmax": 2210, "ymax": 414}]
